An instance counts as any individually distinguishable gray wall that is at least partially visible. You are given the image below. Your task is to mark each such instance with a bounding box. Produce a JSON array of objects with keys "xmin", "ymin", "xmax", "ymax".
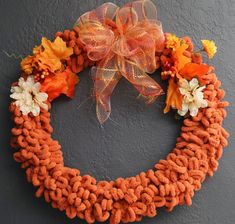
[{"xmin": 0, "ymin": 0, "xmax": 234, "ymax": 223}]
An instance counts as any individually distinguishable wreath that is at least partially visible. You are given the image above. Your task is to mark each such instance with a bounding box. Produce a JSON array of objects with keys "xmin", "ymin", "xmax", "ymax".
[{"xmin": 9, "ymin": 1, "xmax": 229, "ymax": 223}]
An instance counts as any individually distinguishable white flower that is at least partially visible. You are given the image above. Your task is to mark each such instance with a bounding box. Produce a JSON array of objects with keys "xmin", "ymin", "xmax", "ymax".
[
  {"xmin": 10, "ymin": 76, "xmax": 48, "ymax": 116},
  {"xmin": 178, "ymin": 78, "xmax": 208, "ymax": 117}
]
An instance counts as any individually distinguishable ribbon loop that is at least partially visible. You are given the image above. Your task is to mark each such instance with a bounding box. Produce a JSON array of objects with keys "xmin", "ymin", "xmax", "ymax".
[{"xmin": 75, "ymin": 0, "xmax": 165, "ymax": 124}]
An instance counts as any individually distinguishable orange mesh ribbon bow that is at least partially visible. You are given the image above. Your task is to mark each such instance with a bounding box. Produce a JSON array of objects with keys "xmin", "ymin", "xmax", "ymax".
[{"xmin": 75, "ymin": 0, "xmax": 165, "ymax": 124}]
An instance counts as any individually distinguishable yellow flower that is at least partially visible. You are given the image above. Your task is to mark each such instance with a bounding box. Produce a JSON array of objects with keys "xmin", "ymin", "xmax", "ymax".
[
  {"xmin": 201, "ymin": 40, "xmax": 217, "ymax": 59},
  {"xmin": 166, "ymin": 34, "xmax": 180, "ymax": 50}
]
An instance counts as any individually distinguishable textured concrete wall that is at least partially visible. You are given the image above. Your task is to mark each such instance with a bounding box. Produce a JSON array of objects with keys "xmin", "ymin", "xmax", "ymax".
[{"xmin": 0, "ymin": 0, "xmax": 235, "ymax": 223}]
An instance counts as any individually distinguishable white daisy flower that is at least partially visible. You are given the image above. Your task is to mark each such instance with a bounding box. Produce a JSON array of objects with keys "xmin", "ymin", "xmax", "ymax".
[
  {"xmin": 178, "ymin": 78, "xmax": 208, "ymax": 117},
  {"xmin": 10, "ymin": 76, "xmax": 48, "ymax": 116}
]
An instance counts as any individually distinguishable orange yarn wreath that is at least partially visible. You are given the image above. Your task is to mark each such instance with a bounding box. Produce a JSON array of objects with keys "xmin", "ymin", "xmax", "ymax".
[{"xmin": 10, "ymin": 1, "xmax": 229, "ymax": 224}]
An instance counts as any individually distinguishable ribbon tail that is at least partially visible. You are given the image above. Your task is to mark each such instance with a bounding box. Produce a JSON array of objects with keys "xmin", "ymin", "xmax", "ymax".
[
  {"xmin": 120, "ymin": 59, "xmax": 163, "ymax": 104},
  {"xmin": 91, "ymin": 66, "xmax": 121, "ymax": 124}
]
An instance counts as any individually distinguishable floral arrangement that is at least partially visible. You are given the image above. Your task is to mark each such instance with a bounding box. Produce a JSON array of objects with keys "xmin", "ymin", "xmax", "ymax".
[
  {"xmin": 160, "ymin": 34, "xmax": 217, "ymax": 116},
  {"xmin": 9, "ymin": 1, "xmax": 229, "ymax": 224},
  {"xmin": 11, "ymin": 2, "xmax": 217, "ymax": 123}
]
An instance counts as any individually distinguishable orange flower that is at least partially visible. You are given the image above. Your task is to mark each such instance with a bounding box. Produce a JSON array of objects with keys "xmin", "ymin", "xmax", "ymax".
[
  {"xmin": 21, "ymin": 37, "xmax": 73, "ymax": 75},
  {"xmin": 40, "ymin": 69, "xmax": 79, "ymax": 101},
  {"xmin": 201, "ymin": 40, "xmax": 217, "ymax": 59},
  {"xmin": 164, "ymin": 78, "xmax": 183, "ymax": 113}
]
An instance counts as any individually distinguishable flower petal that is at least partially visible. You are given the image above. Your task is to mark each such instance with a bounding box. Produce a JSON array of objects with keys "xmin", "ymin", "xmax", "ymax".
[
  {"xmin": 31, "ymin": 104, "xmax": 40, "ymax": 116},
  {"xmin": 10, "ymin": 92, "xmax": 22, "ymax": 100},
  {"xmin": 178, "ymin": 103, "xmax": 188, "ymax": 116},
  {"xmin": 36, "ymin": 92, "xmax": 48, "ymax": 102},
  {"xmin": 179, "ymin": 79, "xmax": 190, "ymax": 95},
  {"xmin": 189, "ymin": 103, "xmax": 198, "ymax": 117},
  {"xmin": 40, "ymin": 102, "xmax": 48, "ymax": 111},
  {"xmin": 189, "ymin": 78, "xmax": 199, "ymax": 90},
  {"xmin": 201, "ymin": 99, "xmax": 208, "ymax": 108}
]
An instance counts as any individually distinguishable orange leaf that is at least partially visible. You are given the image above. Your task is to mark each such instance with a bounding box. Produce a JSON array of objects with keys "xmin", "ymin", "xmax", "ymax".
[
  {"xmin": 36, "ymin": 37, "xmax": 73, "ymax": 73},
  {"xmin": 172, "ymin": 43, "xmax": 191, "ymax": 71},
  {"xmin": 164, "ymin": 78, "xmax": 183, "ymax": 113},
  {"xmin": 179, "ymin": 63, "xmax": 211, "ymax": 80},
  {"xmin": 40, "ymin": 69, "xmax": 79, "ymax": 101},
  {"xmin": 41, "ymin": 37, "xmax": 73, "ymax": 60}
]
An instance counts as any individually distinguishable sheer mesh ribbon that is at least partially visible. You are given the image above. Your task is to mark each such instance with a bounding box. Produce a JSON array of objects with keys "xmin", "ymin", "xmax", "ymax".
[{"xmin": 75, "ymin": 0, "xmax": 165, "ymax": 124}]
